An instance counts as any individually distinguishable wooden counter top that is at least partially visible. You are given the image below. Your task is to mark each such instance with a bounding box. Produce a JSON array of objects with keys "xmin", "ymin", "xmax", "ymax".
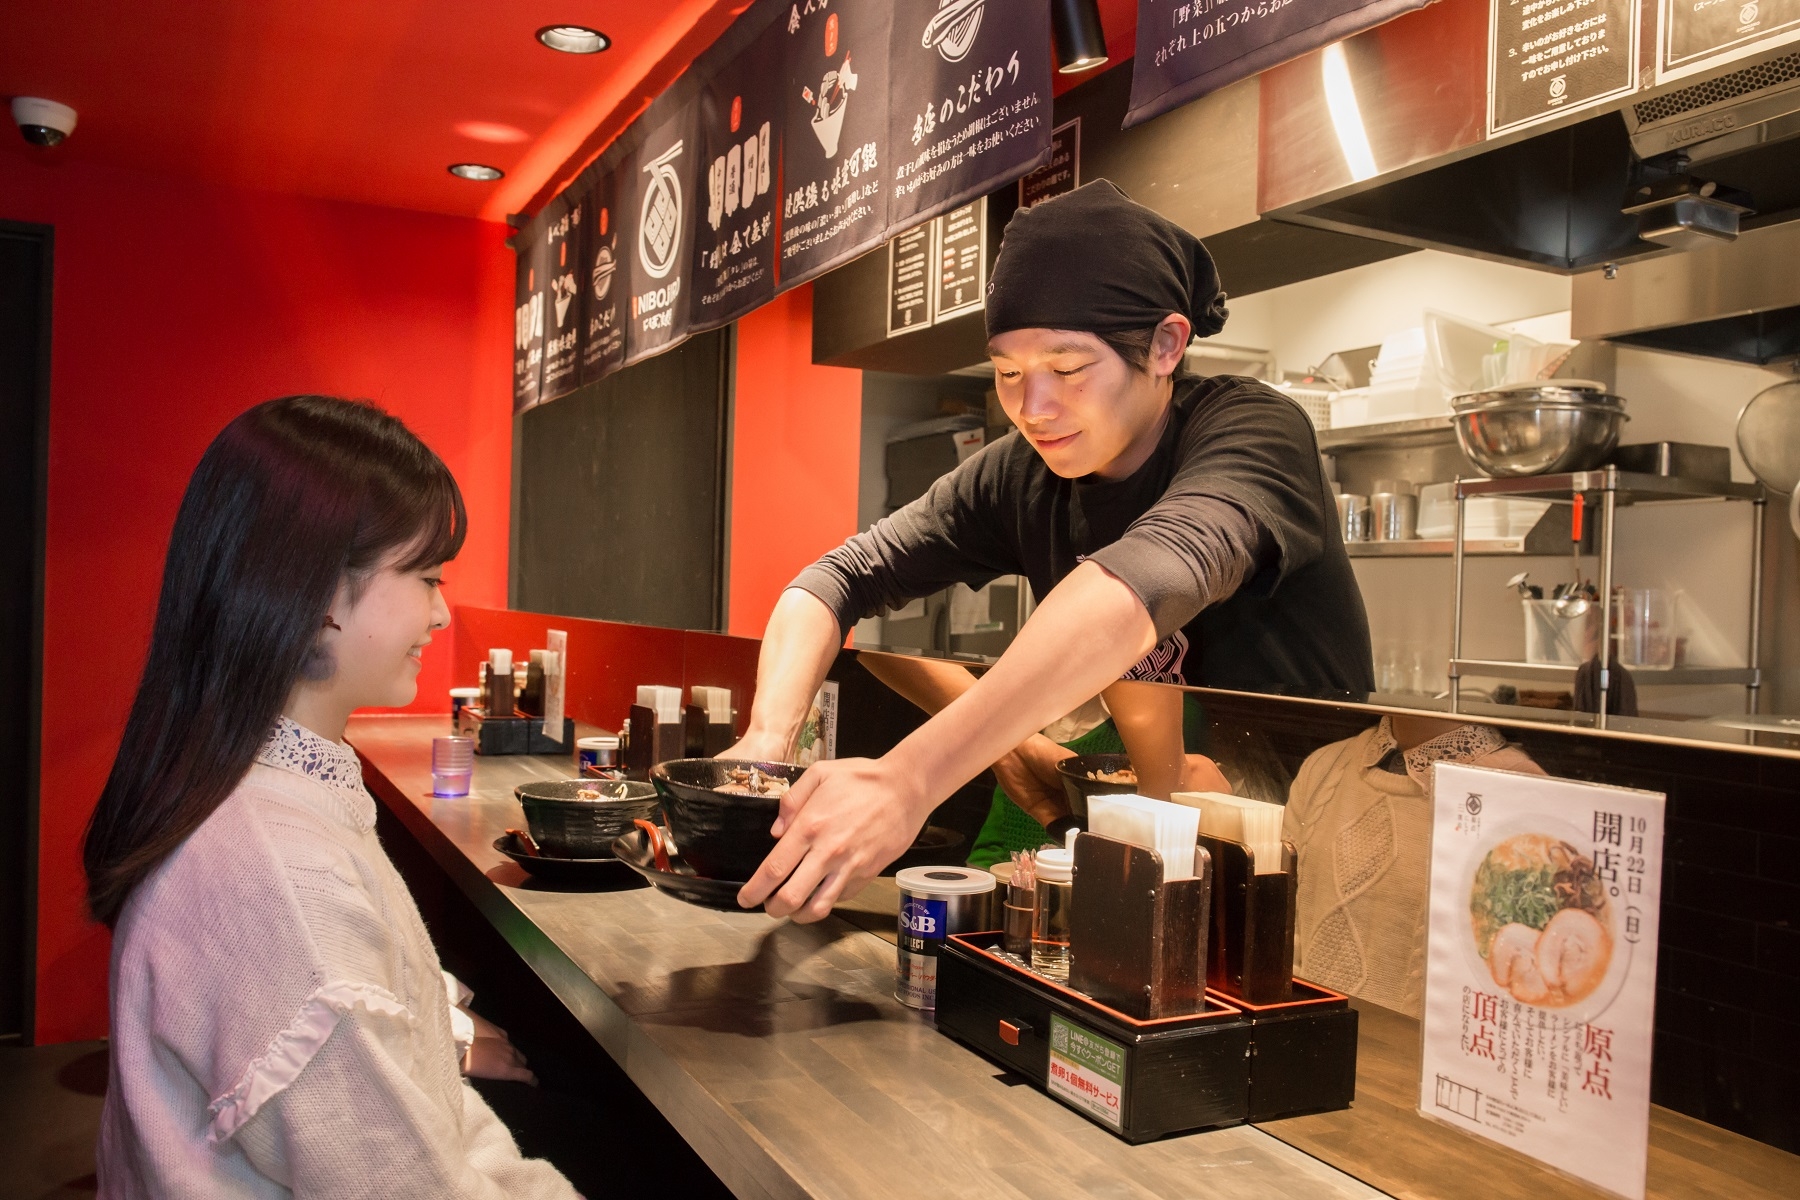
[
  {"xmin": 350, "ymin": 715, "xmax": 1800, "ymax": 1200},
  {"xmin": 349, "ymin": 716, "xmax": 1377, "ymax": 1200}
]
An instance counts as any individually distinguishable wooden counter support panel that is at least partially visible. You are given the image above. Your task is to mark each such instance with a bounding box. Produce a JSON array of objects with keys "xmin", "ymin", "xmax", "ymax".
[{"xmin": 349, "ymin": 717, "xmax": 1379, "ymax": 1200}]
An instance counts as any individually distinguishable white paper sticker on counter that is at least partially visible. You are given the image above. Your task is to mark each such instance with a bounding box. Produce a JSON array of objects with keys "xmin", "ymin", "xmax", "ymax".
[
  {"xmin": 1419, "ymin": 763, "xmax": 1665, "ymax": 1200},
  {"xmin": 1048, "ymin": 1014, "xmax": 1126, "ymax": 1132}
]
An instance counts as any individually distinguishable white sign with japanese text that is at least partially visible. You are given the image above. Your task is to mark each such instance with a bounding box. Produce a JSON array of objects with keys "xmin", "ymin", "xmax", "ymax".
[{"xmin": 1420, "ymin": 763, "xmax": 1664, "ymax": 1200}]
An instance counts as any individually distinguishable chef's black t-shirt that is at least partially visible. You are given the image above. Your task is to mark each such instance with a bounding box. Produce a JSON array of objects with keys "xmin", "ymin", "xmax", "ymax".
[{"xmin": 791, "ymin": 375, "xmax": 1374, "ymax": 694}]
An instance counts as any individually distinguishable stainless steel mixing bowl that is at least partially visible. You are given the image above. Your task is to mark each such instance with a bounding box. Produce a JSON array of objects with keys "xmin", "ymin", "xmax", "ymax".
[{"xmin": 1451, "ymin": 384, "xmax": 1629, "ymax": 477}]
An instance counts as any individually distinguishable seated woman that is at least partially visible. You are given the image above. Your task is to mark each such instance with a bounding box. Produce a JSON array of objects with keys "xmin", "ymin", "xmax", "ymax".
[
  {"xmin": 1283, "ymin": 715, "xmax": 1544, "ymax": 1017},
  {"xmin": 86, "ymin": 397, "xmax": 579, "ymax": 1198}
]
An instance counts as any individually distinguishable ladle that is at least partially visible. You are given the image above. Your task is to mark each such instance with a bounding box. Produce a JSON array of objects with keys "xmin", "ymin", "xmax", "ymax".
[{"xmin": 1555, "ymin": 493, "xmax": 1591, "ymax": 618}]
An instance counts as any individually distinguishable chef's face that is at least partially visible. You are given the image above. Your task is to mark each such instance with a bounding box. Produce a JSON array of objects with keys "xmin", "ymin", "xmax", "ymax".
[{"xmin": 988, "ymin": 317, "xmax": 1189, "ymax": 480}]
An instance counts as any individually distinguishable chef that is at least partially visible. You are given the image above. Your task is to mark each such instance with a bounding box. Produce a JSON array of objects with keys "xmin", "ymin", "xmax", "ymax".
[{"xmin": 732, "ymin": 180, "xmax": 1373, "ymax": 920}]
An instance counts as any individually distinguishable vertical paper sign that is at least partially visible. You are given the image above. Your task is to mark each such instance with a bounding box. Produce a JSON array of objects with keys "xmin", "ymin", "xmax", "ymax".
[
  {"xmin": 933, "ymin": 200, "xmax": 987, "ymax": 321},
  {"xmin": 1657, "ymin": 0, "xmax": 1800, "ymax": 83},
  {"xmin": 887, "ymin": 220, "xmax": 938, "ymax": 336},
  {"xmin": 780, "ymin": 0, "xmax": 895, "ymax": 285},
  {"xmin": 693, "ymin": 16, "xmax": 783, "ymax": 331},
  {"xmin": 625, "ymin": 106, "xmax": 700, "ymax": 364},
  {"xmin": 538, "ymin": 193, "xmax": 584, "ymax": 402},
  {"xmin": 581, "ymin": 172, "xmax": 628, "ymax": 384},
  {"xmin": 1127, "ymin": 0, "xmax": 1430, "ymax": 128},
  {"xmin": 889, "ymin": 0, "xmax": 1054, "ymax": 226},
  {"xmin": 1421, "ymin": 763, "xmax": 1664, "ymax": 1200},
  {"xmin": 1489, "ymin": 0, "xmax": 1640, "ymax": 136},
  {"xmin": 1018, "ymin": 117, "xmax": 1080, "ymax": 209},
  {"xmin": 512, "ymin": 234, "xmax": 545, "ymax": 412}
]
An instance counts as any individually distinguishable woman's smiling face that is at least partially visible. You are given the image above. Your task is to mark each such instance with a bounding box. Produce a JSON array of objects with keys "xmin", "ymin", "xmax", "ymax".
[
  {"xmin": 326, "ymin": 557, "xmax": 451, "ymax": 709},
  {"xmin": 987, "ymin": 318, "xmax": 1188, "ymax": 481}
]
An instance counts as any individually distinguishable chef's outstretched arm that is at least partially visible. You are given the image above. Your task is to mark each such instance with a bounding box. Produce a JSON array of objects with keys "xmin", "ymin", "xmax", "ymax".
[
  {"xmin": 739, "ymin": 559, "xmax": 1158, "ymax": 920},
  {"xmin": 723, "ymin": 587, "xmax": 845, "ymax": 763}
]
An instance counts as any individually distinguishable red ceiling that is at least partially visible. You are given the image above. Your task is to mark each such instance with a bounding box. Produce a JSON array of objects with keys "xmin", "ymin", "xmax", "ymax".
[
  {"xmin": 0, "ymin": 0, "xmax": 748, "ymax": 222},
  {"xmin": 0, "ymin": 0, "xmax": 1140, "ymax": 224}
]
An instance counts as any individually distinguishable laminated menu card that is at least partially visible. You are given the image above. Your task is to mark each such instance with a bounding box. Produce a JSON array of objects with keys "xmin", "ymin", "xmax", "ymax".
[{"xmin": 1419, "ymin": 763, "xmax": 1665, "ymax": 1200}]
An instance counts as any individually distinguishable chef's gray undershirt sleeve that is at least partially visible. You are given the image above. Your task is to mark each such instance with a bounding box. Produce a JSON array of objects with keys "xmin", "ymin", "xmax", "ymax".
[{"xmin": 1088, "ymin": 497, "xmax": 1273, "ymax": 642}]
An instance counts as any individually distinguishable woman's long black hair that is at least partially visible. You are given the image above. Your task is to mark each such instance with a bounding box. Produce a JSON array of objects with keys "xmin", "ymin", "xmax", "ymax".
[{"xmin": 83, "ymin": 396, "xmax": 466, "ymax": 927}]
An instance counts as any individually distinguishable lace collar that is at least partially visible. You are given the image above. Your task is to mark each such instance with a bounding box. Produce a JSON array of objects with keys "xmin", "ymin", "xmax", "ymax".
[
  {"xmin": 257, "ymin": 716, "xmax": 374, "ymax": 831},
  {"xmin": 1367, "ymin": 715, "xmax": 1509, "ymax": 790}
]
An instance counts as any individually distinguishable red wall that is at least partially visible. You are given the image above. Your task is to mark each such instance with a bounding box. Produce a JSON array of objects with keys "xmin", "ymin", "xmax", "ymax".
[
  {"xmin": 0, "ymin": 157, "xmax": 514, "ymax": 1043},
  {"xmin": 727, "ymin": 284, "xmax": 863, "ymax": 638}
]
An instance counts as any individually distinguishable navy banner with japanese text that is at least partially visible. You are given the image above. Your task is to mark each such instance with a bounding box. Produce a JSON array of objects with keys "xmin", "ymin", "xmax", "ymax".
[
  {"xmin": 512, "ymin": 0, "xmax": 1052, "ymax": 411},
  {"xmin": 1126, "ymin": 0, "xmax": 1428, "ymax": 128}
]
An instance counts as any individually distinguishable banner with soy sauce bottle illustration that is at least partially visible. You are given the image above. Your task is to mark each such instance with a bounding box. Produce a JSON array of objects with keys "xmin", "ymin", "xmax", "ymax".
[{"xmin": 778, "ymin": 0, "xmax": 894, "ymax": 286}]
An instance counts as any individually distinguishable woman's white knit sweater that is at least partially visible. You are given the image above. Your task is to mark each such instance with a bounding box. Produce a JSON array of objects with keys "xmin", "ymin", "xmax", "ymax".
[{"xmin": 97, "ymin": 717, "xmax": 578, "ymax": 1199}]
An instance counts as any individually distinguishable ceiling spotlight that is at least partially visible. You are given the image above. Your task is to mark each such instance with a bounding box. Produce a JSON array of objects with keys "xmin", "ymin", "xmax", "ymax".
[
  {"xmin": 449, "ymin": 163, "xmax": 505, "ymax": 181},
  {"xmin": 1050, "ymin": 0, "xmax": 1108, "ymax": 73},
  {"xmin": 537, "ymin": 25, "xmax": 609, "ymax": 54}
]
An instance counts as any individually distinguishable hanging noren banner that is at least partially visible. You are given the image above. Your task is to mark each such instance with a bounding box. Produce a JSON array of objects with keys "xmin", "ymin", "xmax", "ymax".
[
  {"xmin": 512, "ymin": 0, "xmax": 1052, "ymax": 411},
  {"xmin": 1126, "ymin": 0, "xmax": 1431, "ymax": 128}
]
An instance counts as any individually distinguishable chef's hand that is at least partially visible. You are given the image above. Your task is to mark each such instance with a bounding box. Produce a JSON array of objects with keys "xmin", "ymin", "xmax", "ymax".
[
  {"xmin": 460, "ymin": 1012, "xmax": 538, "ymax": 1085},
  {"xmin": 738, "ymin": 756, "xmax": 931, "ymax": 922},
  {"xmin": 991, "ymin": 734, "xmax": 1074, "ymax": 828}
]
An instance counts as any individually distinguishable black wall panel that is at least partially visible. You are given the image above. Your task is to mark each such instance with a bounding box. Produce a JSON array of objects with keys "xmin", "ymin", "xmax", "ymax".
[{"xmin": 513, "ymin": 327, "xmax": 729, "ymax": 631}]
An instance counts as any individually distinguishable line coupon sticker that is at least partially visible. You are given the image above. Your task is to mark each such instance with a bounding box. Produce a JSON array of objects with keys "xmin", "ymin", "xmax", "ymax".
[{"xmin": 1047, "ymin": 1014, "xmax": 1126, "ymax": 1131}]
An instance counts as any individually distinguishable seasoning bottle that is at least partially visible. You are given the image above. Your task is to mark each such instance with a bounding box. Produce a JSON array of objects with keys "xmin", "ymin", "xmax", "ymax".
[{"xmin": 1031, "ymin": 846, "xmax": 1074, "ymax": 982}]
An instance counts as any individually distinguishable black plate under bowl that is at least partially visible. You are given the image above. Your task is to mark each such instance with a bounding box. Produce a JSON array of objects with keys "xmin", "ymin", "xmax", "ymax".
[
  {"xmin": 1055, "ymin": 753, "xmax": 1140, "ymax": 821},
  {"xmin": 650, "ymin": 758, "xmax": 805, "ymax": 882},
  {"xmin": 493, "ymin": 832, "xmax": 624, "ymax": 886},
  {"xmin": 610, "ymin": 827, "xmax": 756, "ymax": 912}
]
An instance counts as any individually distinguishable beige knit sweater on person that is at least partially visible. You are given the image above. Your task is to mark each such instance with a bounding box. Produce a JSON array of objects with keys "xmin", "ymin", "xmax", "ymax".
[
  {"xmin": 1282, "ymin": 718, "xmax": 1544, "ymax": 1018},
  {"xmin": 97, "ymin": 717, "xmax": 578, "ymax": 1199}
]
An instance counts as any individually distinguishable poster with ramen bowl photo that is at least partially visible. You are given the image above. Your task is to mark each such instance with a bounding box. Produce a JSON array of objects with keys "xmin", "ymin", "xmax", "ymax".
[{"xmin": 1420, "ymin": 763, "xmax": 1665, "ymax": 1200}]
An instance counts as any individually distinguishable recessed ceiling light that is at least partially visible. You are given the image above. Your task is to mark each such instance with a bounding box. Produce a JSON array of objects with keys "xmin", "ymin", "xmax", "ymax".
[
  {"xmin": 449, "ymin": 163, "xmax": 504, "ymax": 181},
  {"xmin": 537, "ymin": 25, "xmax": 609, "ymax": 54}
]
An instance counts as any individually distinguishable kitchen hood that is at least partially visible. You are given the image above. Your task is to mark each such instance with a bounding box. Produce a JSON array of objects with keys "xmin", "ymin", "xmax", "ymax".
[
  {"xmin": 1259, "ymin": 2, "xmax": 1800, "ymax": 272},
  {"xmin": 1571, "ymin": 218, "xmax": 1800, "ymax": 366}
]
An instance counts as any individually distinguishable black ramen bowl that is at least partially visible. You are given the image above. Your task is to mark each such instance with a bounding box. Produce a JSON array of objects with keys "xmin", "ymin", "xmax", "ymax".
[
  {"xmin": 1055, "ymin": 753, "xmax": 1140, "ymax": 822},
  {"xmin": 650, "ymin": 759, "xmax": 807, "ymax": 881},
  {"xmin": 515, "ymin": 778, "xmax": 660, "ymax": 858}
]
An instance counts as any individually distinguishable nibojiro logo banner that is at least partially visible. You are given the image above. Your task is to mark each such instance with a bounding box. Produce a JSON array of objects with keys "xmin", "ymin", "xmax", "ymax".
[{"xmin": 638, "ymin": 141, "xmax": 685, "ymax": 280}]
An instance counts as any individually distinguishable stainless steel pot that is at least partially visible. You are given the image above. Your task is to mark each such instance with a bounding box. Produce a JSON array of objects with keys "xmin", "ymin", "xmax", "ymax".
[{"xmin": 1451, "ymin": 382, "xmax": 1629, "ymax": 477}]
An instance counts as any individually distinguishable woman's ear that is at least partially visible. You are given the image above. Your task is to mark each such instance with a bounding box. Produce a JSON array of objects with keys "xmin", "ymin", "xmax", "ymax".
[{"xmin": 1151, "ymin": 313, "xmax": 1192, "ymax": 380}]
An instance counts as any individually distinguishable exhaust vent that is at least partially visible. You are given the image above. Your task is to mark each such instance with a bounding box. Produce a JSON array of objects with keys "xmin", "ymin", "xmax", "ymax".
[
  {"xmin": 1632, "ymin": 51, "xmax": 1800, "ymax": 126},
  {"xmin": 1626, "ymin": 49, "xmax": 1800, "ymax": 163}
]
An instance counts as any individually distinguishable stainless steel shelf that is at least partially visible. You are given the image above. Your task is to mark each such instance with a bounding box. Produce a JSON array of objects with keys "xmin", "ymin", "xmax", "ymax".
[
  {"xmin": 1457, "ymin": 468, "xmax": 1761, "ymax": 504},
  {"xmin": 1348, "ymin": 538, "xmax": 1531, "ymax": 557},
  {"xmin": 1317, "ymin": 415, "xmax": 1456, "ymax": 451},
  {"xmin": 1451, "ymin": 659, "xmax": 1759, "ymax": 686}
]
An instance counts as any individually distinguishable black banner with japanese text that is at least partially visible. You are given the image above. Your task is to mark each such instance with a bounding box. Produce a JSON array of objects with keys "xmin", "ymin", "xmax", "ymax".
[
  {"xmin": 692, "ymin": 16, "xmax": 784, "ymax": 331},
  {"xmin": 513, "ymin": 0, "xmax": 1054, "ymax": 410},
  {"xmin": 888, "ymin": 0, "xmax": 1054, "ymax": 227},
  {"xmin": 1127, "ymin": 0, "xmax": 1429, "ymax": 127},
  {"xmin": 778, "ymin": 0, "xmax": 894, "ymax": 286}
]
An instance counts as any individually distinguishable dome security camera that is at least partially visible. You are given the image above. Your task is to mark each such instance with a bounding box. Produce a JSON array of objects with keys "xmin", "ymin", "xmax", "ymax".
[{"xmin": 12, "ymin": 97, "xmax": 77, "ymax": 147}]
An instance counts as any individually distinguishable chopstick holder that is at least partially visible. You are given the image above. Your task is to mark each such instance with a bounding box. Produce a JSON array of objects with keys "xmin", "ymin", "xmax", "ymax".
[
  {"xmin": 1197, "ymin": 833, "xmax": 1298, "ymax": 1005},
  {"xmin": 1068, "ymin": 831, "xmax": 1213, "ymax": 1019}
]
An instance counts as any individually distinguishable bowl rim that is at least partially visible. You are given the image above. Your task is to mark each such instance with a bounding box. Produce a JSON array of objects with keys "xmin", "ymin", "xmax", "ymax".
[{"xmin": 514, "ymin": 778, "xmax": 658, "ymax": 804}]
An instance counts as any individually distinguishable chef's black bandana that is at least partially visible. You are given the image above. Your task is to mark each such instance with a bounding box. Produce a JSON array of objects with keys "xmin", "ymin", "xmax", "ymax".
[{"xmin": 984, "ymin": 179, "xmax": 1229, "ymax": 342}]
